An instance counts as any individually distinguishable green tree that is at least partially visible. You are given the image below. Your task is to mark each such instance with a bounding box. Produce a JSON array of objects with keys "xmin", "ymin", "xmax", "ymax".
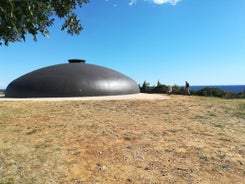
[
  {"xmin": 153, "ymin": 80, "xmax": 167, "ymax": 93},
  {"xmin": 140, "ymin": 81, "xmax": 151, "ymax": 93},
  {"xmin": 0, "ymin": 0, "xmax": 89, "ymax": 45},
  {"xmin": 172, "ymin": 84, "xmax": 181, "ymax": 94}
]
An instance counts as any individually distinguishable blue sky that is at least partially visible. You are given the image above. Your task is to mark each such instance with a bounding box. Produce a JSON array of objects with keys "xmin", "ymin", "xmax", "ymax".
[{"xmin": 0, "ymin": 0, "xmax": 245, "ymax": 89}]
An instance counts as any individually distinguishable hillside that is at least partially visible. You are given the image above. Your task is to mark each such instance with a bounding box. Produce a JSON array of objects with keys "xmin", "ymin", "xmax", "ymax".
[{"xmin": 0, "ymin": 95, "xmax": 244, "ymax": 184}]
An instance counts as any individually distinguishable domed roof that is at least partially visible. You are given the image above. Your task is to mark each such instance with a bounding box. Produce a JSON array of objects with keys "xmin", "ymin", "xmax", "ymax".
[{"xmin": 5, "ymin": 59, "xmax": 139, "ymax": 98}]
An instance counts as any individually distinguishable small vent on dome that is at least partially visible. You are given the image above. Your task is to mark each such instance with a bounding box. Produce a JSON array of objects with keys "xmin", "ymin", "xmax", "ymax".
[{"xmin": 68, "ymin": 59, "xmax": 86, "ymax": 63}]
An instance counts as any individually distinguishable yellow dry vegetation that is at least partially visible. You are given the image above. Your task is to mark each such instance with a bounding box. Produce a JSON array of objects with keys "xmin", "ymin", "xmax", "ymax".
[{"xmin": 0, "ymin": 95, "xmax": 245, "ymax": 183}]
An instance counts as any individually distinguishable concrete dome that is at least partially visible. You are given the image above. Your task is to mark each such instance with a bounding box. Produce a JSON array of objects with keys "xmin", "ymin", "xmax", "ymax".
[{"xmin": 5, "ymin": 60, "xmax": 139, "ymax": 98}]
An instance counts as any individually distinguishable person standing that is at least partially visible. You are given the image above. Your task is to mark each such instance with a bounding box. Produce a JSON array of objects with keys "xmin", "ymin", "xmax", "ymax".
[
  {"xmin": 168, "ymin": 85, "xmax": 172, "ymax": 95},
  {"xmin": 185, "ymin": 81, "xmax": 190, "ymax": 95}
]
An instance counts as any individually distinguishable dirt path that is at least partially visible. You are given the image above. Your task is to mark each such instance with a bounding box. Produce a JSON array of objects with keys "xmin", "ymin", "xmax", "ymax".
[{"xmin": 0, "ymin": 93, "xmax": 170, "ymax": 101}]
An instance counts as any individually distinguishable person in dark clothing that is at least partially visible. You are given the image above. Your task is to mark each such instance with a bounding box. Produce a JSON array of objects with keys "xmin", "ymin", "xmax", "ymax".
[{"xmin": 185, "ymin": 81, "xmax": 190, "ymax": 95}]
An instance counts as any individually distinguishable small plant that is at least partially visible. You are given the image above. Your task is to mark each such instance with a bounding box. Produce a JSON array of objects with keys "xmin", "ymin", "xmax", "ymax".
[
  {"xmin": 124, "ymin": 134, "xmax": 136, "ymax": 141},
  {"xmin": 168, "ymin": 129, "xmax": 181, "ymax": 133},
  {"xmin": 208, "ymin": 113, "xmax": 217, "ymax": 117},
  {"xmin": 199, "ymin": 153, "xmax": 209, "ymax": 162},
  {"xmin": 194, "ymin": 115, "xmax": 207, "ymax": 119},
  {"xmin": 221, "ymin": 164, "xmax": 229, "ymax": 170},
  {"xmin": 214, "ymin": 124, "xmax": 224, "ymax": 128},
  {"xmin": 216, "ymin": 153, "xmax": 226, "ymax": 160},
  {"xmin": 219, "ymin": 137, "xmax": 231, "ymax": 142}
]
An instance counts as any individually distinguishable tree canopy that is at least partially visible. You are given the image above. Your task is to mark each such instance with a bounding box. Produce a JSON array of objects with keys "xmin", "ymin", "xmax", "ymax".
[{"xmin": 0, "ymin": 0, "xmax": 89, "ymax": 46}]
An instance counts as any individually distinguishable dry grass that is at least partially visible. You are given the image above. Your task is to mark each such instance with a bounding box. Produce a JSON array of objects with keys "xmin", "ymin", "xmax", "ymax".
[{"xmin": 0, "ymin": 95, "xmax": 244, "ymax": 184}]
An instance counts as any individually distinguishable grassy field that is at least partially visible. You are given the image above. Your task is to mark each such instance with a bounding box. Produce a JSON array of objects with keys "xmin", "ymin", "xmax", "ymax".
[{"xmin": 0, "ymin": 95, "xmax": 244, "ymax": 184}]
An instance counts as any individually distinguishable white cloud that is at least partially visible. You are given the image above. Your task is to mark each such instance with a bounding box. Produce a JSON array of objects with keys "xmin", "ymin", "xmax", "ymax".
[
  {"xmin": 129, "ymin": 0, "xmax": 137, "ymax": 6},
  {"xmin": 152, "ymin": 0, "xmax": 181, "ymax": 5},
  {"xmin": 129, "ymin": 0, "xmax": 181, "ymax": 6}
]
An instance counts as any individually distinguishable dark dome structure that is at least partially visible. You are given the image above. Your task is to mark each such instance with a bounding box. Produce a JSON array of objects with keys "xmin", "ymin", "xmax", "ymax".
[{"xmin": 5, "ymin": 59, "xmax": 139, "ymax": 98}]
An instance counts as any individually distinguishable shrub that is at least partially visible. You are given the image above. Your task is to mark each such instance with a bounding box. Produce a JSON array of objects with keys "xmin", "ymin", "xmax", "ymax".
[{"xmin": 139, "ymin": 81, "xmax": 244, "ymax": 99}]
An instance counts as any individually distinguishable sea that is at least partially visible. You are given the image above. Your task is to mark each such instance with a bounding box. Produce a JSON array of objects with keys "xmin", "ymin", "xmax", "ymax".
[{"xmin": 190, "ymin": 85, "xmax": 245, "ymax": 93}]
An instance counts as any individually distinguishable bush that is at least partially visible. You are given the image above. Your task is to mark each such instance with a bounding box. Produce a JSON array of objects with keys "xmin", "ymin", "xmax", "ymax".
[
  {"xmin": 139, "ymin": 81, "xmax": 244, "ymax": 99},
  {"xmin": 196, "ymin": 88, "xmax": 225, "ymax": 97}
]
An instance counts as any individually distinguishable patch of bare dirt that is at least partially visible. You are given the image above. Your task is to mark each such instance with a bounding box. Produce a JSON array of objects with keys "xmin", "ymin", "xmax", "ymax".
[{"xmin": 0, "ymin": 93, "xmax": 169, "ymax": 101}]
